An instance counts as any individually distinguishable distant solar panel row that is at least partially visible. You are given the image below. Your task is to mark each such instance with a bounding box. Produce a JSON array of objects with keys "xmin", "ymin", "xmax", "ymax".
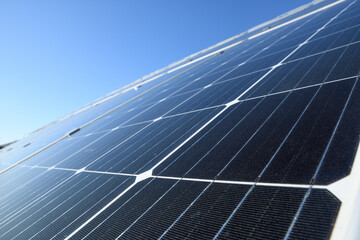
[{"xmin": 0, "ymin": 0, "xmax": 360, "ymax": 239}]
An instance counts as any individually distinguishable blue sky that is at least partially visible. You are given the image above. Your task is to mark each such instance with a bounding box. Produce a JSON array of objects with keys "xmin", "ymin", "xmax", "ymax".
[{"xmin": 0, "ymin": 0, "xmax": 311, "ymax": 144}]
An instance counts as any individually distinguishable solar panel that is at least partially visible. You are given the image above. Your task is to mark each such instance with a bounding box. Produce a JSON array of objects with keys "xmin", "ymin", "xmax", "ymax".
[{"xmin": 1, "ymin": 0, "xmax": 360, "ymax": 239}]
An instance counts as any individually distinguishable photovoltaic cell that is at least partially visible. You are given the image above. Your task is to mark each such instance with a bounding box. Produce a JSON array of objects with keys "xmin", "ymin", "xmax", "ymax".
[
  {"xmin": 0, "ymin": 168, "xmax": 134, "ymax": 239},
  {"xmin": 288, "ymin": 189, "xmax": 340, "ymax": 240},
  {"xmin": 215, "ymin": 187, "xmax": 340, "ymax": 240}
]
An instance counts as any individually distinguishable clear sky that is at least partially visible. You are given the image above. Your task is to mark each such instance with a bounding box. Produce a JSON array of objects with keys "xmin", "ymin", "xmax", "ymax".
[{"xmin": 0, "ymin": 0, "xmax": 311, "ymax": 144}]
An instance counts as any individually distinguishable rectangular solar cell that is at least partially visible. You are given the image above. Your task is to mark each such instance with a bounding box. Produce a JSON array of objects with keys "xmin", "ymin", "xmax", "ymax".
[{"xmin": 0, "ymin": 168, "xmax": 134, "ymax": 239}]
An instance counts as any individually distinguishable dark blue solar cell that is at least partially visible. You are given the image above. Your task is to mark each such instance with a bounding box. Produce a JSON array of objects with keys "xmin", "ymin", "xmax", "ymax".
[
  {"xmin": 79, "ymin": 104, "xmax": 151, "ymax": 133},
  {"xmin": 295, "ymin": 47, "xmax": 345, "ymax": 87},
  {"xmin": 70, "ymin": 178, "xmax": 180, "ymax": 239},
  {"xmin": 85, "ymin": 107, "xmax": 222, "ymax": 174},
  {"xmin": 315, "ymin": 76, "xmax": 360, "ymax": 185},
  {"xmin": 25, "ymin": 122, "xmax": 149, "ymax": 169},
  {"xmin": 216, "ymin": 187, "xmax": 339, "ymax": 240},
  {"xmin": 176, "ymin": 68, "xmax": 238, "ymax": 94},
  {"xmin": 165, "ymin": 71, "xmax": 267, "ymax": 115},
  {"xmin": 0, "ymin": 168, "xmax": 134, "ymax": 239},
  {"xmin": 216, "ymin": 186, "xmax": 307, "ymax": 240},
  {"xmin": 326, "ymin": 42, "xmax": 360, "ymax": 81},
  {"xmin": 288, "ymin": 189, "xmax": 340, "ymax": 240},
  {"xmin": 160, "ymin": 182, "xmax": 250, "ymax": 240},
  {"xmin": 260, "ymin": 78, "xmax": 356, "ymax": 184},
  {"xmin": 125, "ymin": 91, "xmax": 198, "ymax": 124},
  {"xmin": 236, "ymin": 47, "xmax": 297, "ymax": 75},
  {"xmin": 155, "ymin": 93, "xmax": 288, "ymax": 179},
  {"xmin": 119, "ymin": 180, "xmax": 209, "ymax": 239},
  {"xmin": 286, "ymin": 13, "xmax": 360, "ymax": 61},
  {"xmin": 314, "ymin": 17, "xmax": 357, "ymax": 39},
  {"xmin": 239, "ymin": 55, "xmax": 318, "ymax": 100},
  {"xmin": 306, "ymin": 25, "xmax": 359, "ymax": 54},
  {"xmin": 216, "ymin": 87, "xmax": 318, "ymax": 182},
  {"xmin": 329, "ymin": 2, "xmax": 360, "ymax": 23}
]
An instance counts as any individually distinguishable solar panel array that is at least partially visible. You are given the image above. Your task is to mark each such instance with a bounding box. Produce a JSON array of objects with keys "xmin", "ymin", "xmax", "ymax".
[{"xmin": 1, "ymin": 0, "xmax": 360, "ymax": 239}]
